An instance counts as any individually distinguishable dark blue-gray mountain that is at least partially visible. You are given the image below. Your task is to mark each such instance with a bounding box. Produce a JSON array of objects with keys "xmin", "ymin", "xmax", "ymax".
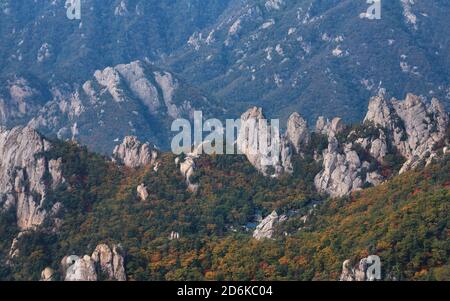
[{"xmin": 0, "ymin": 0, "xmax": 449, "ymax": 152}]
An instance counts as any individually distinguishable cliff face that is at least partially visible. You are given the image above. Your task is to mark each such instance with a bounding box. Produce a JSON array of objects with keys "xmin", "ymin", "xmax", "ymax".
[
  {"xmin": 62, "ymin": 243, "xmax": 126, "ymax": 282},
  {"xmin": 233, "ymin": 93, "xmax": 448, "ymax": 198},
  {"xmin": 286, "ymin": 112, "xmax": 310, "ymax": 155},
  {"xmin": 113, "ymin": 136, "xmax": 158, "ymax": 169},
  {"xmin": 0, "ymin": 78, "xmax": 47, "ymax": 127},
  {"xmin": 312, "ymin": 92, "xmax": 449, "ymax": 198},
  {"xmin": 253, "ymin": 211, "xmax": 287, "ymax": 240},
  {"xmin": 0, "ymin": 126, "xmax": 64, "ymax": 231},
  {"xmin": 27, "ymin": 60, "xmax": 212, "ymax": 154},
  {"xmin": 364, "ymin": 91, "xmax": 449, "ymax": 174},
  {"xmin": 237, "ymin": 107, "xmax": 293, "ymax": 177}
]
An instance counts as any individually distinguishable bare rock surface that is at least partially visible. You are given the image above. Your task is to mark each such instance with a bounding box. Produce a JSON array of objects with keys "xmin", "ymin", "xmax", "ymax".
[
  {"xmin": 364, "ymin": 91, "xmax": 448, "ymax": 173},
  {"xmin": 113, "ymin": 136, "xmax": 158, "ymax": 168},
  {"xmin": 237, "ymin": 107, "xmax": 293, "ymax": 177},
  {"xmin": 63, "ymin": 243, "xmax": 126, "ymax": 281},
  {"xmin": 0, "ymin": 126, "xmax": 63, "ymax": 231},
  {"xmin": 286, "ymin": 112, "xmax": 310, "ymax": 154},
  {"xmin": 137, "ymin": 184, "xmax": 149, "ymax": 202},
  {"xmin": 253, "ymin": 211, "xmax": 287, "ymax": 240}
]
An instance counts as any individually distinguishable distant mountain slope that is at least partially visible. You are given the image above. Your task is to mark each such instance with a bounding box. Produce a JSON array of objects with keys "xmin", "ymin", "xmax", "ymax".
[
  {"xmin": 167, "ymin": 0, "xmax": 450, "ymax": 123},
  {"xmin": 0, "ymin": 0, "xmax": 449, "ymax": 152},
  {"xmin": 0, "ymin": 0, "xmax": 232, "ymax": 82},
  {"xmin": 27, "ymin": 60, "xmax": 216, "ymax": 153}
]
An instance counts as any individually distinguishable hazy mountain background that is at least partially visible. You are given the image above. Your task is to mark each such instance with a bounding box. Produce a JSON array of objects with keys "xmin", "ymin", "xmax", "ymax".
[
  {"xmin": 0, "ymin": 0, "xmax": 449, "ymax": 282},
  {"xmin": 0, "ymin": 0, "xmax": 449, "ymax": 152}
]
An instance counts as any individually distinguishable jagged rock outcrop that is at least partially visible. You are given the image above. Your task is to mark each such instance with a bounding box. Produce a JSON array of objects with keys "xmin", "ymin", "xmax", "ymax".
[
  {"xmin": 91, "ymin": 244, "xmax": 127, "ymax": 281},
  {"xmin": 314, "ymin": 115, "xmax": 382, "ymax": 198},
  {"xmin": 63, "ymin": 243, "xmax": 126, "ymax": 281},
  {"xmin": 136, "ymin": 184, "xmax": 149, "ymax": 202},
  {"xmin": 314, "ymin": 137, "xmax": 373, "ymax": 198},
  {"xmin": 253, "ymin": 211, "xmax": 287, "ymax": 240},
  {"xmin": 286, "ymin": 112, "xmax": 310, "ymax": 154},
  {"xmin": 8, "ymin": 231, "xmax": 26, "ymax": 260},
  {"xmin": 314, "ymin": 91, "xmax": 448, "ymax": 198},
  {"xmin": 176, "ymin": 153, "xmax": 199, "ymax": 193},
  {"xmin": 315, "ymin": 117, "xmax": 346, "ymax": 137},
  {"xmin": 237, "ymin": 107, "xmax": 293, "ymax": 177},
  {"xmin": 40, "ymin": 267, "xmax": 55, "ymax": 281},
  {"xmin": 364, "ymin": 91, "xmax": 449, "ymax": 173},
  {"xmin": 340, "ymin": 256, "xmax": 381, "ymax": 281},
  {"xmin": 113, "ymin": 136, "xmax": 158, "ymax": 168},
  {"xmin": 27, "ymin": 60, "xmax": 208, "ymax": 154},
  {"xmin": 170, "ymin": 231, "xmax": 180, "ymax": 240},
  {"xmin": 64, "ymin": 255, "xmax": 98, "ymax": 282},
  {"xmin": 0, "ymin": 126, "xmax": 64, "ymax": 231}
]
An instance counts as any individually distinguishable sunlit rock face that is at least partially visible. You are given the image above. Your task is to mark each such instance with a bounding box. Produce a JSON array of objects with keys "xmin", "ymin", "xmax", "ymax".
[
  {"xmin": 63, "ymin": 243, "xmax": 126, "ymax": 281},
  {"xmin": 314, "ymin": 137, "xmax": 367, "ymax": 198},
  {"xmin": 113, "ymin": 136, "xmax": 158, "ymax": 169},
  {"xmin": 286, "ymin": 112, "xmax": 310, "ymax": 155},
  {"xmin": 27, "ymin": 60, "xmax": 208, "ymax": 154},
  {"xmin": 314, "ymin": 91, "xmax": 448, "ymax": 198},
  {"xmin": 237, "ymin": 107, "xmax": 293, "ymax": 177},
  {"xmin": 364, "ymin": 91, "xmax": 448, "ymax": 173},
  {"xmin": 0, "ymin": 126, "xmax": 63, "ymax": 231},
  {"xmin": 253, "ymin": 211, "xmax": 287, "ymax": 240}
]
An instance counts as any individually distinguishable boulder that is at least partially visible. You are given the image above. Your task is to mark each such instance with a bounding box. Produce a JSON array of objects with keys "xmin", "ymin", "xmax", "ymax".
[
  {"xmin": 63, "ymin": 243, "xmax": 126, "ymax": 282},
  {"xmin": 65, "ymin": 255, "xmax": 97, "ymax": 281},
  {"xmin": 286, "ymin": 112, "xmax": 310, "ymax": 154},
  {"xmin": 137, "ymin": 184, "xmax": 149, "ymax": 202},
  {"xmin": 253, "ymin": 211, "xmax": 287, "ymax": 240}
]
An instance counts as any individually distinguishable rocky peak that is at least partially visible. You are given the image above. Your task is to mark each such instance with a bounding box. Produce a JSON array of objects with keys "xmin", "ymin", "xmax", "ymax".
[
  {"xmin": 64, "ymin": 255, "xmax": 98, "ymax": 282},
  {"xmin": 365, "ymin": 92, "xmax": 449, "ymax": 173},
  {"xmin": 0, "ymin": 126, "xmax": 63, "ymax": 231},
  {"xmin": 286, "ymin": 112, "xmax": 310, "ymax": 154},
  {"xmin": 253, "ymin": 211, "xmax": 287, "ymax": 240},
  {"xmin": 340, "ymin": 257, "xmax": 380, "ymax": 281},
  {"xmin": 114, "ymin": 61, "xmax": 161, "ymax": 112},
  {"xmin": 113, "ymin": 136, "xmax": 158, "ymax": 169},
  {"xmin": 26, "ymin": 60, "xmax": 207, "ymax": 154},
  {"xmin": 63, "ymin": 243, "xmax": 126, "ymax": 281},
  {"xmin": 315, "ymin": 116, "xmax": 345, "ymax": 137},
  {"xmin": 237, "ymin": 107, "xmax": 293, "ymax": 177},
  {"xmin": 91, "ymin": 244, "xmax": 127, "ymax": 281},
  {"xmin": 364, "ymin": 89, "xmax": 397, "ymax": 129},
  {"xmin": 94, "ymin": 67, "xmax": 124, "ymax": 103},
  {"xmin": 315, "ymin": 116, "xmax": 329, "ymax": 135},
  {"xmin": 314, "ymin": 91, "xmax": 448, "ymax": 198},
  {"xmin": 314, "ymin": 137, "xmax": 371, "ymax": 198}
]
